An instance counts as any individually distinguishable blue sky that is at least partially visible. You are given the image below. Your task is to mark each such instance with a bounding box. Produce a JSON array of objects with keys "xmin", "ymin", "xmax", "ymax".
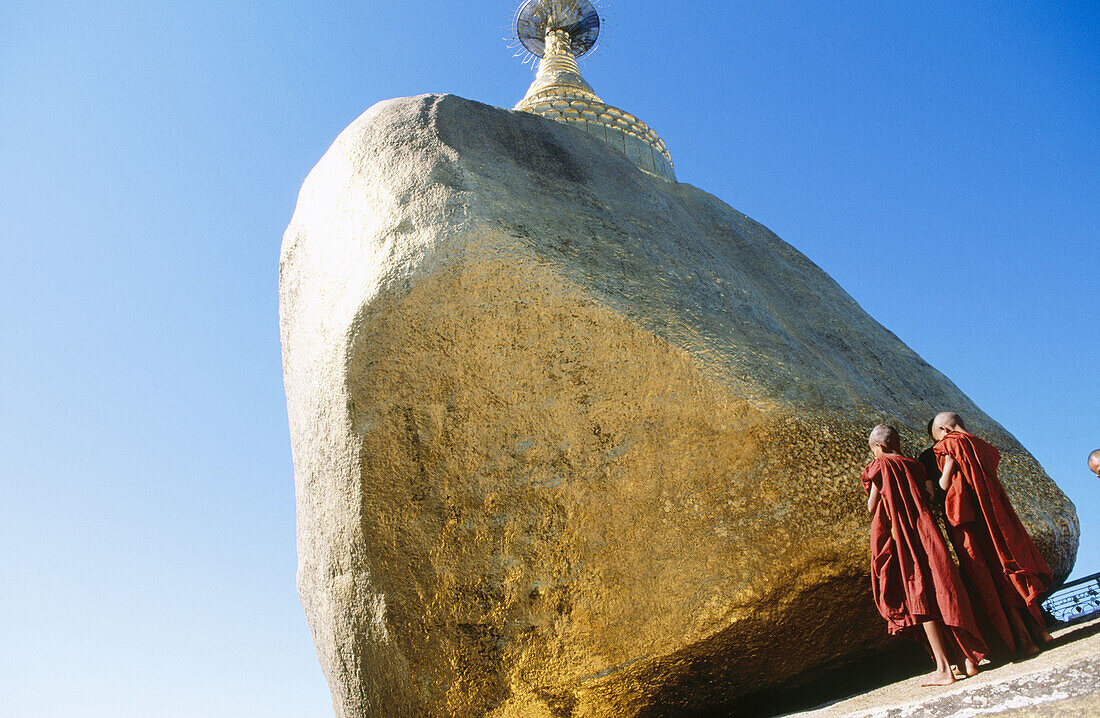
[{"xmin": 2, "ymin": 1, "xmax": 1096, "ymax": 715}]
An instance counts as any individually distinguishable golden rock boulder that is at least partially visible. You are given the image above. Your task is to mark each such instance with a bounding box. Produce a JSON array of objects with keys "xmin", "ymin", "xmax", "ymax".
[{"xmin": 279, "ymin": 94, "xmax": 1077, "ymax": 717}]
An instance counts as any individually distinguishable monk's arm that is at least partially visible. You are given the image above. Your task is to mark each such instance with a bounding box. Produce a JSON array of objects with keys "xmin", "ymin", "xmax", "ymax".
[
  {"xmin": 939, "ymin": 457, "xmax": 956, "ymax": 492},
  {"xmin": 867, "ymin": 483, "xmax": 881, "ymax": 514}
]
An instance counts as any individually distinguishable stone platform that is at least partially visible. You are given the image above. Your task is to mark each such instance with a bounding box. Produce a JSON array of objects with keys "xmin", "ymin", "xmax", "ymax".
[{"xmin": 785, "ymin": 617, "xmax": 1100, "ymax": 718}]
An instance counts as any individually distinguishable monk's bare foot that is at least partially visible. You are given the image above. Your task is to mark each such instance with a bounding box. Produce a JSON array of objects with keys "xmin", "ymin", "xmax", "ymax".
[
  {"xmin": 921, "ymin": 669, "xmax": 956, "ymax": 687},
  {"xmin": 964, "ymin": 658, "xmax": 979, "ymax": 677},
  {"xmin": 1037, "ymin": 629, "xmax": 1054, "ymax": 645},
  {"xmin": 1017, "ymin": 642, "xmax": 1041, "ymax": 660}
]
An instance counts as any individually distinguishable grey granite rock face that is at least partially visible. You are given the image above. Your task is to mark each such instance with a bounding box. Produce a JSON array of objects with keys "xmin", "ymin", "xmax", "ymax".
[{"xmin": 279, "ymin": 94, "xmax": 1078, "ymax": 717}]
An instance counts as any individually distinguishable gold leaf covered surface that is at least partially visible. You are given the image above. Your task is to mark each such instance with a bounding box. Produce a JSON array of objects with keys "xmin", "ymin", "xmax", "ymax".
[{"xmin": 280, "ymin": 94, "xmax": 1077, "ymax": 717}]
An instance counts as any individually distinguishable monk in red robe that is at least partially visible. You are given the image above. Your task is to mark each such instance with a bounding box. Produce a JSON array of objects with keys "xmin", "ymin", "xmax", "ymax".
[
  {"xmin": 861, "ymin": 425, "xmax": 987, "ymax": 685},
  {"xmin": 932, "ymin": 412, "xmax": 1054, "ymax": 658}
]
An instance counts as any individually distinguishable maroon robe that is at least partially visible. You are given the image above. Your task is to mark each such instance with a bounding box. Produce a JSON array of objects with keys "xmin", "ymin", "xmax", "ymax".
[
  {"xmin": 935, "ymin": 431, "xmax": 1053, "ymax": 630},
  {"xmin": 861, "ymin": 454, "xmax": 987, "ymax": 663}
]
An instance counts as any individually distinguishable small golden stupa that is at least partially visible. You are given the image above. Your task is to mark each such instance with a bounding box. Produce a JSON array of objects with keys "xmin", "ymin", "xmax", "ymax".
[{"xmin": 513, "ymin": 0, "xmax": 676, "ymax": 182}]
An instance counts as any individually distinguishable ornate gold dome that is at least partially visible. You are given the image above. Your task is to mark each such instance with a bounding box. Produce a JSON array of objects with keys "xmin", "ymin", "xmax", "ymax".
[{"xmin": 515, "ymin": 27, "xmax": 676, "ymax": 182}]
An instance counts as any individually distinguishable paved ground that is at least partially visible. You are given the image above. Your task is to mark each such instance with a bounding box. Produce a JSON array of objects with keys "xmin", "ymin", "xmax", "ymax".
[{"xmin": 785, "ymin": 618, "xmax": 1100, "ymax": 718}]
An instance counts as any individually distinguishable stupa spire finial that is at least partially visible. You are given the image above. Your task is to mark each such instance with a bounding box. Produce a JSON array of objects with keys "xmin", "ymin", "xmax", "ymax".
[
  {"xmin": 522, "ymin": 27, "xmax": 601, "ymax": 103},
  {"xmin": 511, "ymin": 0, "xmax": 676, "ymax": 182}
]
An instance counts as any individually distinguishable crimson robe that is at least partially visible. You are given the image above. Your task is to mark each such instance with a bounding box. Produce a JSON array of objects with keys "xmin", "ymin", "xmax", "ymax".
[
  {"xmin": 861, "ymin": 454, "xmax": 987, "ymax": 663},
  {"xmin": 935, "ymin": 431, "xmax": 1053, "ymax": 628}
]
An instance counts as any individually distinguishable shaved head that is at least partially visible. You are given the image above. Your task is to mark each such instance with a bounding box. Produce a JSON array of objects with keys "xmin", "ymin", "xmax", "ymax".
[
  {"xmin": 1089, "ymin": 450, "xmax": 1100, "ymax": 477},
  {"xmin": 932, "ymin": 412, "xmax": 965, "ymax": 440},
  {"xmin": 869, "ymin": 424, "xmax": 900, "ymax": 450}
]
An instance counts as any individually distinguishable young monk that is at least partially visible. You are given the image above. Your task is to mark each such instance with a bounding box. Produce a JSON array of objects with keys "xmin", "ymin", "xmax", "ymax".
[
  {"xmin": 861, "ymin": 424, "xmax": 987, "ymax": 685},
  {"xmin": 932, "ymin": 412, "xmax": 1054, "ymax": 658},
  {"xmin": 1088, "ymin": 449, "xmax": 1100, "ymax": 478}
]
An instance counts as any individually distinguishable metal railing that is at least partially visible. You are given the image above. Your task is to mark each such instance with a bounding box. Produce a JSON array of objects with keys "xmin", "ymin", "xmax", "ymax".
[{"xmin": 1042, "ymin": 572, "xmax": 1100, "ymax": 625}]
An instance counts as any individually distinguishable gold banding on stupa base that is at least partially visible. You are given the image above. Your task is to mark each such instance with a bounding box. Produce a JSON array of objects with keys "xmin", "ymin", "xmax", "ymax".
[{"xmin": 515, "ymin": 28, "xmax": 676, "ymax": 182}]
